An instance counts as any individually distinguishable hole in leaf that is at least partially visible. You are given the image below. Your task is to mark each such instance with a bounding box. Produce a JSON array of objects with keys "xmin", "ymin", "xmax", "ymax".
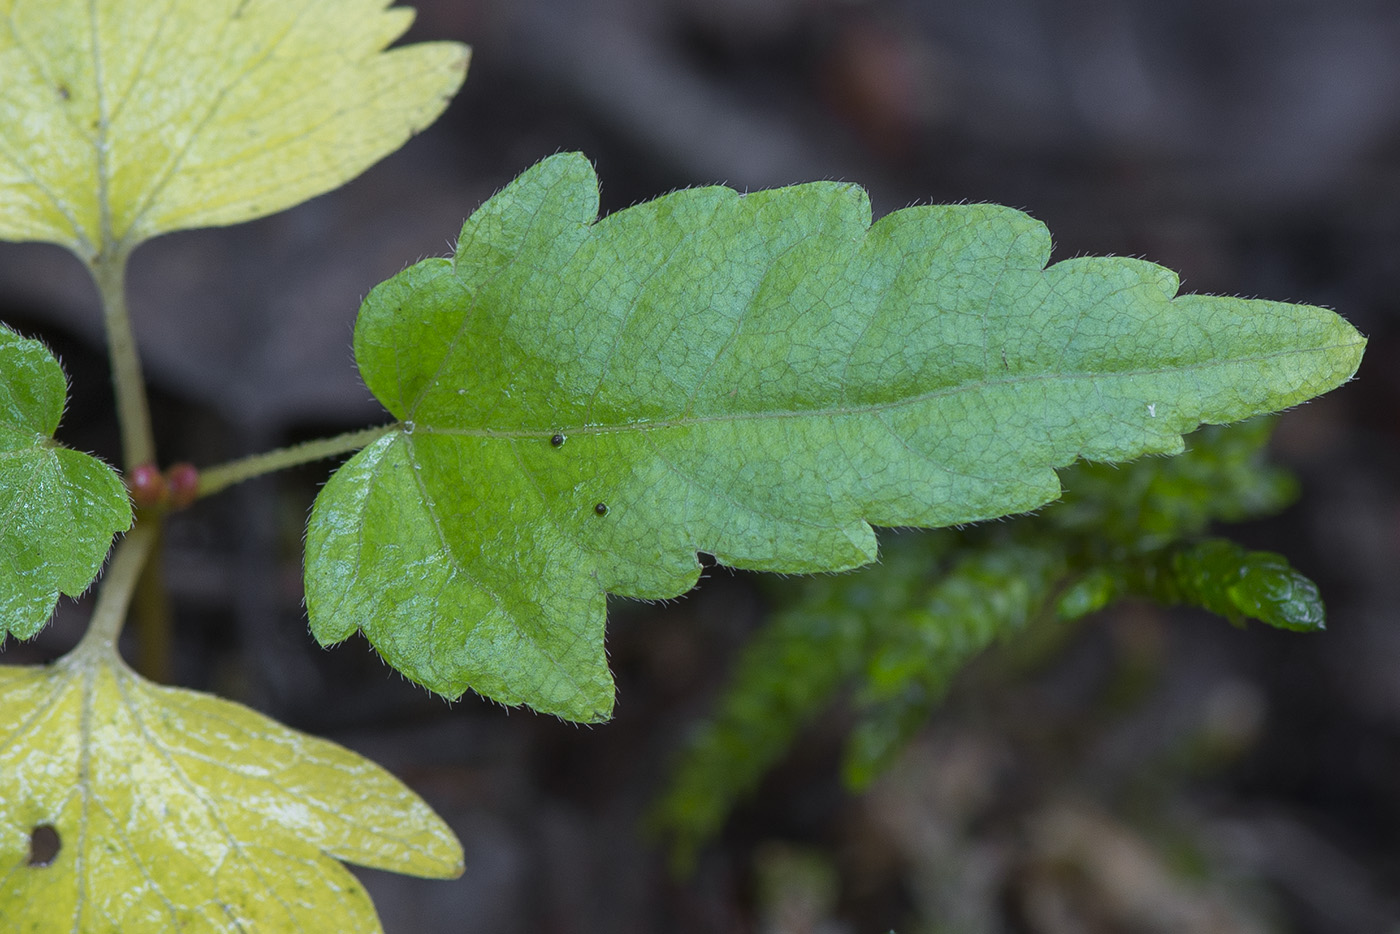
[
  {"xmin": 27, "ymin": 824, "xmax": 60, "ymax": 867},
  {"xmin": 697, "ymin": 551, "xmax": 718, "ymax": 568}
]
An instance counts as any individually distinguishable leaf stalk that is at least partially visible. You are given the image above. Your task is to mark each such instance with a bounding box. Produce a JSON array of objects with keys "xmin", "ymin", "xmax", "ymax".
[
  {"xmin": 89, "ymin": 248, "xmax": 156, "ymax": 471},
  {"xmin": 74, "ymin": 523, "xmax": 159, "ymax": 659},
  {"xmin": 197, "ymin": 423, "xmax": 397, "ymax": 498}
]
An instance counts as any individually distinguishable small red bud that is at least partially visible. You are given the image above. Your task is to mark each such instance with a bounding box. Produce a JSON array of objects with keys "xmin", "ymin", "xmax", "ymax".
[
  {"xmin": 128, "ymin": 463, "xmax": 167, "ymax": 509},
  {"xmin": 165, "ymin": 462, "xmax": 200, "ymax": 510}
]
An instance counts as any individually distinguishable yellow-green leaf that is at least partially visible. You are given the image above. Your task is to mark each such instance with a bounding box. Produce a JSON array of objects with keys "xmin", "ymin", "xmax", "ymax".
[
  {"xmin": 0, "ymin": 0, "xmax": 469, "ymax": 257},
  {"xmin": 0, "ymin": 648, "xmax": 462, "ymax": 932}
]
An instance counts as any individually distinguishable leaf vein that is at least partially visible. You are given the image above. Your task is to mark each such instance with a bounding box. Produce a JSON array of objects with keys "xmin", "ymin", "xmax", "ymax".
[{"xmin": 415, "ymin": 340, "xmax": 1358, "ymax": 440}]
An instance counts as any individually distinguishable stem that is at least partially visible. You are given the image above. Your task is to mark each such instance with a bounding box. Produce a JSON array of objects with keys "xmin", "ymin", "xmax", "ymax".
[
  {"xmin": 197, "ymin": 423, "xmax": 397, "ymax": 498},
  {"xmin": 90, "ymin": 248, "xmax": 156, "ymax": 470},
  {"xmin": 133, "ymin": 528, "xmax": 172, "ymax": 682},
  {"xmin": 73, "ymin": 523, "xmax": 158, "ymax": 659}
]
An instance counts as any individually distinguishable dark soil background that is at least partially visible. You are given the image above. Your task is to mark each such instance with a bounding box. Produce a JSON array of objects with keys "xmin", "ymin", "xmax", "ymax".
[{"xmin": 3, "ymin": 1, "xmax": 1399, "ymax": 931}]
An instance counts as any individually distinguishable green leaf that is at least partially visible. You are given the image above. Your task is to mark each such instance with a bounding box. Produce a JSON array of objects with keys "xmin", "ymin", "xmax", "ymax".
[
  {"xmin": 0, "ymin": 323, "xmax": 129, "ymax": 638},
  {"xmin": 650, "ymin": 534, "xmax": 1061, "ymax": 866},
  {"xmin": 844, "ymin": 542, "xmax": 1063, "ymax": 788},
  {"xmin": 0, "ymin": 0, "xmax": 469, "ymax": 256},
  {"xmin": 648, "ymin": 554, "xmax": 895, "ymax": 868},
  {"xmin": 1062, "ymin": 538, "xmax": 1325, "ymax": 632},
  {"xmin": 306, "ymin": 152, "xmax": 1365, "ymax": 721},
  {"xmin": 0, "ymin": 650, "xmax": 462, "ymax": 932}
]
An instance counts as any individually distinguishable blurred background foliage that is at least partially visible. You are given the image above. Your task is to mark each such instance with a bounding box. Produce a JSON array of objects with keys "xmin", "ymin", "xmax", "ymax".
[
  {"xmin": 653, "ymin": 419, "xmax": 1318, "ymax": 863},
  {"xmin": 1, "ymin": 1, "xmax": 1397, "ymax": 931}
]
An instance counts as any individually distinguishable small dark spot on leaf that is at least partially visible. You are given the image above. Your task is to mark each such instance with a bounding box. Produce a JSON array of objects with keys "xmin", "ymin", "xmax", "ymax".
[
  {"xmin": 550, "ymin": 433, "xmax": 565, "ymax": 447},
  {"xmin": 594, "ymin": 502, "xmax": 609, "ymax": 516},
  {"xmin": 56, "ymin": 84, "xmax": 70, "ymax": 101},
  {"xmin": 28, "ymin": 824, "xmax": 60, "ymax": 867}
]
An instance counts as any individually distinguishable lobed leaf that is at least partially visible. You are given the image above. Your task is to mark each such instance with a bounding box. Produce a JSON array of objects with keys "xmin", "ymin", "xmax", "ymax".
[
  {"xmin": 0, "ymin": 323, "xmax": 129, "ymax": 639},
  {"xmin": 0, "ymin": 649, "xmax": 462, "ymax": 932},
  {"xmin": 0, "ymin": 0, "xmax": 469, "ymax": 256},
  {"xmin": 306, "ymin": 153, "xmax": 1365, "ymax": 722}
]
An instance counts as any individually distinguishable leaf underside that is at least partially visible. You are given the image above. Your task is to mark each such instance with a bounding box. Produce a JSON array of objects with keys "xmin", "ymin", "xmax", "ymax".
[
  {"xmin": 0, "ymin": 0, "xmax": 469, "ymax": 255},
  {"xmin": 0, "ymin": 323, "xmax": 129, "ymax": 639},
  {"xmin": 306, "ymin": 152, "xmax": 1365, "ymax": 722},
  {"xmin": 0, "ymin": 653, "xmax": 462, "ymax": 932}
]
